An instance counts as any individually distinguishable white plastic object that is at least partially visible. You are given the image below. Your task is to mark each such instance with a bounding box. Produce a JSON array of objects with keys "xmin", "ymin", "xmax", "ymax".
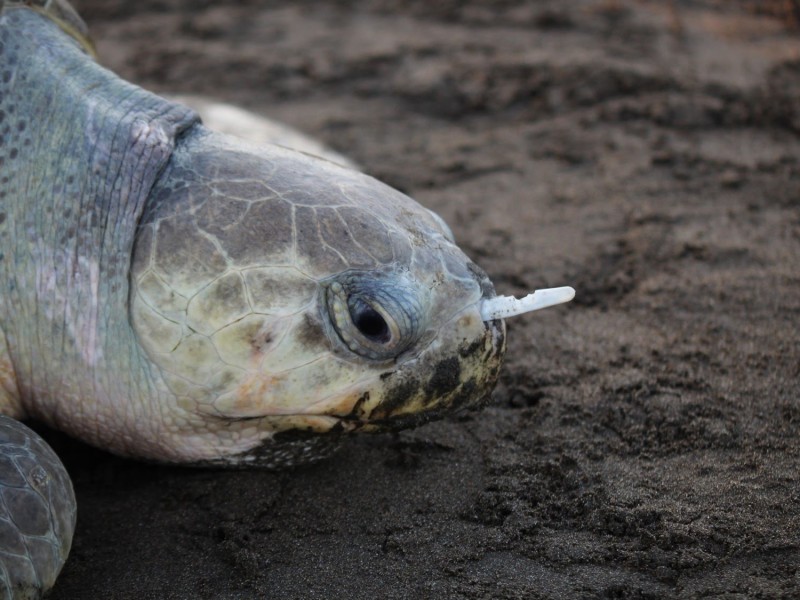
[{"xmin": 480, "ymin": 286, "xmax": 575, "ymax": 321}]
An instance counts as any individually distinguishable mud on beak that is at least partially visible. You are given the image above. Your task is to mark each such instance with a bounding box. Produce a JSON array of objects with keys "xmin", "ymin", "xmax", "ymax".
[
  {"xmin": 354, "ymin": 285, "xmax": 576, "ymax": 431},
  {"xmin": 343, "ymin": 304, "xmax": 507, "ymax": 432}
]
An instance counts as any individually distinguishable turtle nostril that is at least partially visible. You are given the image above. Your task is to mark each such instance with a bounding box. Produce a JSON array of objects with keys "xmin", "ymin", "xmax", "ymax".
[{"xmin": 467, "ymin": 262, "xmax": 496, "ymax": 300}]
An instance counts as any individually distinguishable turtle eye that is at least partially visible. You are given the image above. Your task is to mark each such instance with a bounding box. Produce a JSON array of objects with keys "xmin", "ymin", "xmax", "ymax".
[
  {"xmin": 349, "ymin": 299, "xmax": 391, "ymax": 343},
  {"xmin": 324, "ymin": 272, "xmax": 426, "ymax": 361}
]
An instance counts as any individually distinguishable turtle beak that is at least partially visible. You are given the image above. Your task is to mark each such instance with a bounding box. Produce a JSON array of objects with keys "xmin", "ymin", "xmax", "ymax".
[{"xmin": 357, "ymin": 296, "xmax": 506, "ymax": 429}]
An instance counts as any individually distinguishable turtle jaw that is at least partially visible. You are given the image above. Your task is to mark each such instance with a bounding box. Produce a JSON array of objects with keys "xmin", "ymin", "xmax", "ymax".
[
  {"xmin": 172, "ymin": 296, "xmax": 505, "ymax": 466},
  {"xmin": 297, "ymin": 306, "xmax": 507, "ymax": 433},
  {"xmin": 321, "ymin": 253, "xmax": 510, "ymax": 427},
  {"xmin": 224, "ymin": 307, "xmax": 506, "ymax": 437},
  {"xmin": 360, "ymin": 317, "xmax": 506, "ymax": 430}
]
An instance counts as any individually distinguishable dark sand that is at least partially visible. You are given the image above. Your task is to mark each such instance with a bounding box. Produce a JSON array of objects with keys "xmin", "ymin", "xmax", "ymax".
[{"xmin": 48, "ymin": 1, "xmax": 800, "ymax": 598}]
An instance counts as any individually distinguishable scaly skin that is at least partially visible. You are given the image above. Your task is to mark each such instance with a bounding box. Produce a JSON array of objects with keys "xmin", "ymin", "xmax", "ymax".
[
  {"xmin": 0, "ymin": 2, "xmax": 505, "ymax": 468},
  {"xmin": 0, "ymin": 6, "xmax": 198, "ymax": 459},
  {"xmin": 131, "ymin": 129, "xmax": 505, "ymax": 464},
  {"xmin": 0, "ymin": 416, "xmax": 75, "ymax": 600},
  {"xmin": 0, "ymin": 1, "xmax": 507, "ymax": 596}
]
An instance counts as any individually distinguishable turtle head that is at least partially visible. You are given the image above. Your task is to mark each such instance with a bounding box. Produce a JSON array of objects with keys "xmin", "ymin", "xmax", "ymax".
[
  {"xmin": 131, "ymin": 128, "xmax": 505, "ymax": 465},
  {"xmin": 311, "ymin": 238, "xmax": 505, "ymax": 433}
]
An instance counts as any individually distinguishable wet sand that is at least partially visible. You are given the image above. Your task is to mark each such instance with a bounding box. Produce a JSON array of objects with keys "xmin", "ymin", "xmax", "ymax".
[{"xmin": 50, "ymin": 1, "xmax": 800, "ymax": 598}]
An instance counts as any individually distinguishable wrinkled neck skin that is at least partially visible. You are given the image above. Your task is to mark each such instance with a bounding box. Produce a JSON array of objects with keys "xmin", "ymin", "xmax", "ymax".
[{"xmin": 0, "ymin": 7, "xmax": 197, "ymax": 456}]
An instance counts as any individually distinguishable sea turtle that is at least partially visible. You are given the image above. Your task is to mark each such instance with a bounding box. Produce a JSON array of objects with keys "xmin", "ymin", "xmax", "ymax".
[{"xmin": 0, "ymin": 2, "xmax": 573, "ymax": 597}]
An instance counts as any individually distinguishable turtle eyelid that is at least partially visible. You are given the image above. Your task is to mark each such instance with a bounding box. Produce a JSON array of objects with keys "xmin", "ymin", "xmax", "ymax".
[{"xmin": 323, "ymin": 271, "xmax": 425, "ymax": 362}]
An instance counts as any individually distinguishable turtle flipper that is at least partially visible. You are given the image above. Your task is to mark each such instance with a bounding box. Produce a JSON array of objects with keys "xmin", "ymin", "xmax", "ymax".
[{"xmin": 0, "ymin": 417, "xmax": 75, "ymax": 600}]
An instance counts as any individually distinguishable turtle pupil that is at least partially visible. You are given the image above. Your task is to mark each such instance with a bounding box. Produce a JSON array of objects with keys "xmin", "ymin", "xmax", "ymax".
[{"xmin": 353, "ymin": 306, "xmax": 390, "ymax": 343}]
